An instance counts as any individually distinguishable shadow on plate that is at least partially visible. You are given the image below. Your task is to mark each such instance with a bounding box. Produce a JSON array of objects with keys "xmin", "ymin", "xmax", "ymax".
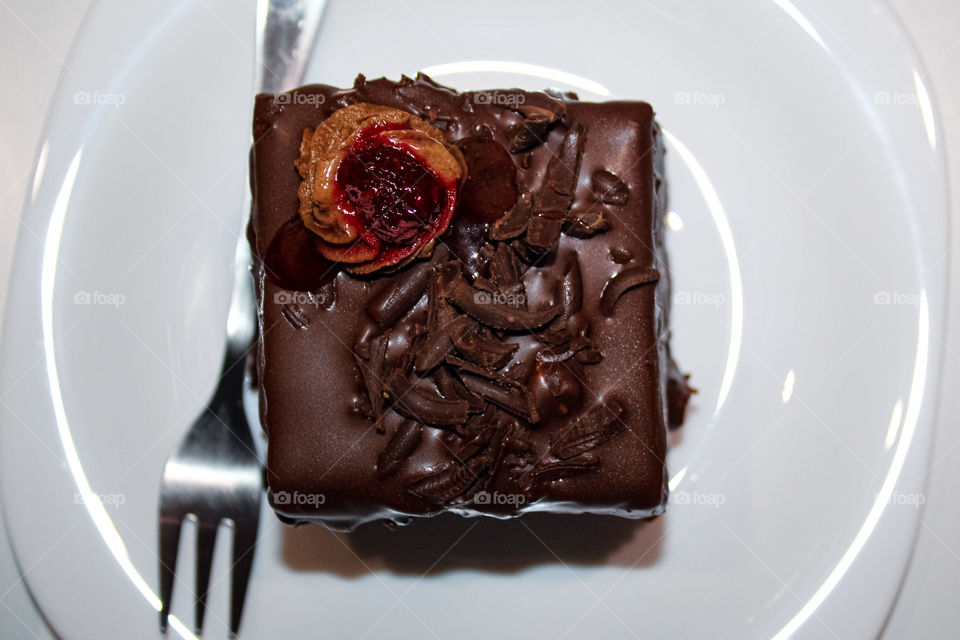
[{"xmin": 279, "ymin": 511, "xmax": 664, "ymax": 577}]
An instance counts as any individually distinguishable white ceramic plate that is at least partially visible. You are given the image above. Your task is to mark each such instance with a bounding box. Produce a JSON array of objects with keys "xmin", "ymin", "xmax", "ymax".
[{"xmin": 0, "ymin": 0, "xmax": 947, "ymax": 638}]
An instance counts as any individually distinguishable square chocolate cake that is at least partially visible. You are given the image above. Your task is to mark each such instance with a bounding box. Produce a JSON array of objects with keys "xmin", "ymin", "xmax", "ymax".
[{"xmin": 249, "ymin": 74, "xmax": 690, "ymax": 530}]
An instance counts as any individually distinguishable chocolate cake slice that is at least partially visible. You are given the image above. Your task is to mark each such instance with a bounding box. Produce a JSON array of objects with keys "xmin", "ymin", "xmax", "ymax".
[{"xmin": 249, "ymin": 74, "xmax": 690, "ymax": 530}]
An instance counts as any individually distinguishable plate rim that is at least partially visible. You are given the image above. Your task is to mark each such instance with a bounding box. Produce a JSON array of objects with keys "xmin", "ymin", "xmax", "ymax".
[{"xmin": 0, "ymin": 1, "xmax": 949, "ymax": 639}]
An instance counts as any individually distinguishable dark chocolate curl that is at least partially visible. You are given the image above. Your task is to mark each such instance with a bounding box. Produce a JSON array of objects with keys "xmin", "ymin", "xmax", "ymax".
[
  {"xmin": 563, "ymin": 210, "xmax": 609, "ymax": 238},
  {"xmin": 434, "ymin": 366, "xmax": 484, "ymax": 412},
  {"xmin": 509, "ymin": 107, "xmax": 555, "ymax": 153},
  {"xmin": 558, "ymin": 252, "xmax": 583, "ymax": 318},
  {"xmin": 490, "ymin": 190, "xmax": 532, "ymax": 241},
  {"xmin": 442, "ymin": 274, "xmax": 559, "ymax": 331},
  {"xmin": 386, "ymin": 372, "xmax": 470, "ymax": 426},
  {"xmin": 461, "ymin": 377, "xmax": 538, "ymax": 424},
  {"xmin": 528, "ymin": 456, "xmax": 599, "ymax": 485},
  {"xmin": 525, "ymin": 211, "xmax": 564, "ymax": 250},
  {"xmin": 599, "ymin": 266, "xmax": 660, "ymax": 317},
  {"xmin": 376, "ymin": 421, "xmax": 423, "ymax": 477},
  {"xmin": 537, "ymin": 124, "xmax": 585, "ymax": 213},
  {"xmin": 452, "ymin": 323, "xmax": 519, "ymax": 369},
  {"xmin": 281, "ymin": 303, "xmax": 310, "ymax": 330},
  {"xmin": 415, "ymin": 315, "xmax": 473, "ymax": 372},
  {"xmin": 366, "ymin": 261, "xmax": 431, "ymax": 326},
  {"xmin": 414, "ymin": 331, "xmax": 453, "ymax": 372},
  {"xmin": 591, "ymin": 169, "xmax": 629, "ymax": 205},
  {"xmin": 549, "ymin": 400, "xmax": 623, "ymax": 460},
  {"xmin": 356, "ymin": 331, "xmax": 390, "ymax": 420},
  {"xmin": 407, "ymin": 461, "xmax": 480, "ymax": 504},
  {"xmin": 444, "ymin": 355, "xmax": 524, "ymax": 390},
  {"xmin": 489, "ymin": 243, "xmax": 521, "ymax": 290},
  {"xmin": 513, "ymin": 94, "xmax": 568, "ymax": 128}
]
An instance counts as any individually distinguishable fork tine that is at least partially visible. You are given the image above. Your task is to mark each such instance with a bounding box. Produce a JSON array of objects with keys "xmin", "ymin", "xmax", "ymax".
[
  {"xmin": 158, "ymin": 515, "xmax": 183, "ymax": 633},
  {"xmin": 194, "ymin": 519, "xmax": 220, "ymax": 634},
  {"xmin": 229, "ymin": 522, "xmax": 259, "ymax": 637}
]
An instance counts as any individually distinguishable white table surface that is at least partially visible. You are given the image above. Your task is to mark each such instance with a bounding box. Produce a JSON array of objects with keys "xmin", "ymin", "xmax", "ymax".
[{"xmin": 0, "ymin": 1, "xmax": 958, "ymax": 638}]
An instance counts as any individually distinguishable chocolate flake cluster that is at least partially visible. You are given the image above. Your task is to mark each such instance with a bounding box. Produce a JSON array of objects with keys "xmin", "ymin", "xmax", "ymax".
[{"xmin": 342, "ymin": 90, "xmax": 658, "ymax": 508}]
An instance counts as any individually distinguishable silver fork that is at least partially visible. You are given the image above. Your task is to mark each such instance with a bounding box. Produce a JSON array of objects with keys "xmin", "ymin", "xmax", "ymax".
[{"xmin": 158, "ymin": 1, "xmax": 325, "ymax": 635}]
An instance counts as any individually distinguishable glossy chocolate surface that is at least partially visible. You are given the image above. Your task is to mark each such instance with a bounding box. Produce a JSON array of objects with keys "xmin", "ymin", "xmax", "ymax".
[{"xmin": 249, "ymin": 74, "xmax": 689, "ymax": 530}]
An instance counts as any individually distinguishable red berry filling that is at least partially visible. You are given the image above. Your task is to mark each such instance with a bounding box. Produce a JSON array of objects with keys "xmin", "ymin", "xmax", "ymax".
[{"xmin": 337, "ymin": 141, "xmax": 445, "ymax": 247}]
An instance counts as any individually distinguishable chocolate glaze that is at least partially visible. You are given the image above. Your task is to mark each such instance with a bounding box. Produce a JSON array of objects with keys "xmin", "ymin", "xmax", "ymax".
[
  {"xmin": 262, "ymin": 216, "xmax": 337, "ymax": 291},
  {"xmin": 250, "ymin": 74, "xmax": 691, "ymax": 530}
]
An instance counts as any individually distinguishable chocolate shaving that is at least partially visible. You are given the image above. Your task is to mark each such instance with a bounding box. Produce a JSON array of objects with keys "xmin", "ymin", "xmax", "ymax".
[
  {"xmin": 434, "ymin": 366, "xmax": 485, "ymax": 412},
  {"xmin": 356, "ymin": 331, "xmax": 390, "ymax": 421},
  {"xmin": 540, "ymin": 318, "xmax": 577, "ymax": 348},
  {"xmin": 386, "ymin": 372, "xmax": 470, "ymax": 426},
  {"xmin": 528, "ymin": 456, "xmax": 599, "ymax": 485},
  {"xmin": 353, "ymin": 339, "xmax": 371, "ymax": 360},
  {"xmin": 480, "ymin": 417, "xmax": 511, "ymax": 487},
  {"xmin": 452, "ymin": 323, "xmax": 519, "ymax": 369},
  {"xmin": 425, "ymin": 263, "xmax": 459, "ymax": 330},
  {"xmin": 563, "ymin": 210, "xmax": 609, "ymax": 237},
  {"xmin": 537, "ymin": 123, "xmax": 585, "ymax": 213},
  {"xmin": 549, "ymin": 400, "xmax": 624, "ymax": 460},
  {"xmin": 407, "ymin": 413, "xmax": 503, "ymax": 504},
  {"xmin": 526, "ymin": 211, "xmax": 564, "ymax": 250},
  {"xmin": 442, "ymin": 272, "xmax": 559, "ymax": 331},
  {"xmin": 471, "ymin": 275, "xmax": 497, "ymax": 294},
  {"xmin": 450, "ymin": 407, "xmax": 500, "ymax": 461},
  {"xmin": 414, "ymin": 315, "xmax": 473, "ymax": 373},
  {"xmin": 444, "ymin": 355, "xmax": 523, "ymax": 390},
  {"xmin": 591, "ymin": 169, "xmax": 629, "ymax": 205},
  {"xmin": 608, "ymin": 247, "xmax": 633, "ymax": 264},
  {"xmin": 510, "ymin": 238, "xmax": 542, "ymax": 265},
  {"xmin": 407, "ymin": 460, "xmax": 482, "ymax": 504},
  {"xmin": 366, "ymin": 261, "xmax": 431, "ymax": 326},
  {"xmin": 505, "ymin": 432, "xmax": 533, "ymax": 457},
  {"xmin": 599, "ymin": 266, "xmax": 661, "ymax": 317},
  {"xmin": 558, "ymin": 252, "xmax": 583, "ymax": 318},
  {"xmin": 413, "ymin": 331, "xmax": 453, "ymax": 372},
  {"xmin": 490, "ymin": 189, "xmax": 532, "ymax": 241},
  {"xmin": 509, "ymin": 106, "xmax": 557, "ymax": 153},
  {"xmin": 489, "ymin": 243, "xmax": 522, "ymax": 291},
  {"xmin": 433, "ymin": 260, "xmax": 461, "ymax": 292},
  {"xmin": 514, "ymin": 94, "xmax": 569, "ymax": 127},
  {"xmin": 458, "ymin": 372, "xmax": 539, "ymax": 424},
  {"xmin": 376, "ymin": 421, "xmax": 423, "ymax": 477},
  {"xmin": 281, "ymin": 303, "xmax": 310, "ymax": 330}
]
